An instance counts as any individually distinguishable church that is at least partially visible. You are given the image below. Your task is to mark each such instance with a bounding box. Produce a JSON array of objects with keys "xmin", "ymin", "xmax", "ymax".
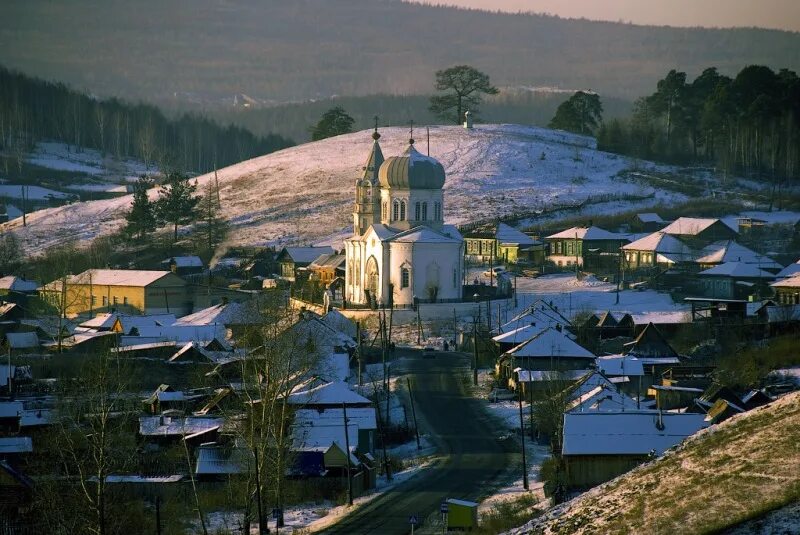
[{"xmin": 344, "ymin": 127, "xmax": 464, "ymax": 307}]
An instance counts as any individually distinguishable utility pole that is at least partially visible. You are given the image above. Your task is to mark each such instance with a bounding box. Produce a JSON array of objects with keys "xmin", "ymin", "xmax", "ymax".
[
  {"xmin": 472, "ymin": 318, "xmax": 479, "ymax": 386},
  {"xmin": 616, "ymin": 245, "xmax": 622, "ymax": 305},
  {"xmin": 375, "ymin": 396, "xmax": 391, "ymax": 481},
  {"xmin": 452, "ymin": 308, "xmax": 458, "ymax": 351},
  {"xmin": 357, "ymin": 321, "xmax": 363, "ymax": 386},
  {"xmin": 518, "ymin": 389, "xmax": 529, "ymax": 490},
  {"xmin": 342, "ymin": 402, "xmax": 353, "ymax": 506},
  {"xmin": 254, "ymin": 446, "xmax": 265, "ymax": 534},
  {"xmin": 407, "ymin": 377, "xmax": 421, "ymax": 450}
]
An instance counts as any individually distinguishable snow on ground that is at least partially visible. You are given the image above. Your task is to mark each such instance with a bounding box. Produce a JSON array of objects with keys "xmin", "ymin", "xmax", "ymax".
[
  {"xmin": 0, "ymin": 184, "xmax": 73, "ymax": 200},
  {"xmin": 26, "ymin": 141, "xmax": 150, "ymax": 179},
  {"xmin": 5, "ymin": 124, "xmax": 680, "ymax": 254}
]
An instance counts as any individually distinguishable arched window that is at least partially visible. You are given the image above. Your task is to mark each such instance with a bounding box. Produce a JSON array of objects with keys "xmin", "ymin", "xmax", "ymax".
[
  {"xmin": 400, "ymin": 200, "xmax": 406, "ymax": 221},
  {"xmin": 434, "ymin": 201, "xmax": 441, "ymax": 221},
  {"xmin": 401, "ymin": 267, "xmax": 410, "ymax": 288},
  {"xmin": 422, "ymin": 202, "xmax": 428, "ymax": 220},
  {"xmin": 392, "ymin": 200, "xmax": 399, "ymax": 221},
  {"xmin": 415, "ymin": 202, "xmax": 421, "ymax": 221},
  {"xmin": 364, "ymin": 185, "xmax": 371, "ymax": 201},
  {"xmin": 382, "ymin": 202, "xmax": 387, "ymax": 220}
]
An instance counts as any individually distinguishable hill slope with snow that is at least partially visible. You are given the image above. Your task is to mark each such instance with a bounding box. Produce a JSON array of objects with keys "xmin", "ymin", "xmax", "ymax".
[
  {"xmin": 504, "ymin": 391, "xmax": 800, "ymax": 535},
  {"xmin": 3, "ymin": 124, "xmax": 678, "ymax": 254}
]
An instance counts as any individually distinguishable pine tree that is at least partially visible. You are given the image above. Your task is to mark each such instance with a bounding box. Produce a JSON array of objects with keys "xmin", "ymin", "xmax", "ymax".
[
  {"xmin": 156, "ymin": 172, "xmax": 199, "ymax": 242},
  {"xmin": 0, "ymin": 231, "xmax": 23, "ymax": 275},
  {"xmin": 123, "ymin": 177, "xmax": 157, "ymax": 241},
  {"xmin": 193, "ymin": 183, "xmax": 229, "ymax": 257},
  {"xmin": 309, "ymin": 107, "xmax": 355, "ymax": 141},
  {"xmin": 429, "ymin": 65, "xmax": 498, "ymax": 124},
  {"xmin": 549, "ymin": 91, "xmax": 604, "ymax": 135}
]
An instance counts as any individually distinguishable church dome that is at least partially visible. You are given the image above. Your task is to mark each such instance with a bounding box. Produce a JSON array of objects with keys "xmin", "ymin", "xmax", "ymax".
[{"xmin": 378, "ymin": 143, "xmax": 445, "ymax": 190}]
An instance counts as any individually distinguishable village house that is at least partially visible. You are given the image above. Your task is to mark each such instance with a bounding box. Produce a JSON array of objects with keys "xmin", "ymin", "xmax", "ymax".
[
  {"xmin": 561, "ymin": 411, "xmax": 708, "ymax": 489},
  {"xmin": 695, "ymin": 240, "xmax": 782, "ymax": 272},
  {"xmin": 41, "ymin": 269, "xmax": 188, "ymax": 317},
  {"xmin": 276, "ymin": 246, "xmax": 335, "ymax": 281},
  {"xmin": 775, "ymin": 259, "xmax": 800, "ymax": 280},
  {"xmin": 307, "ymin": 253, "xmax": 346, "ymax": 285},
  {"xmin": 632, "ymin": 213, "xmax": 668, "ymax": 232},
  {"xmin": 622, "ymin": 232, "xmax": 694, "ymax": 270},
  {"xmin": 771, "ymin": 273, "xmax": 800, "ymax": 305},
  {"xmin": 497, "ymin": 326, "xmax": 596, "ymax": 385},
  {"xmin": 697, "ymin": 262, "xmax": 775, "ymax": 300},
  {"xmin": 660, "ymin": 217, "xmax": 737, "ymax": 248},
  {"xmin": 463, "ymin": 222, "xmax": 545, "ymax": 265},
  {"xmin": 160, "ymin": 255, "xmax": 204, "ymax": 277},
  {"xmin": 544, "ymin": 226, "xmax": 629, "ymax": 269}
]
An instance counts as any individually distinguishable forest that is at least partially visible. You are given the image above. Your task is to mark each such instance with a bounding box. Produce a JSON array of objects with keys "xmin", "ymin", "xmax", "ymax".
[
  {"xmin": 0, "ymin": 66, "xmax": 294, "ymax": 175},
  {"xmin": 597, "ymin": 65, "xmax": 800, "ymax": 194}
]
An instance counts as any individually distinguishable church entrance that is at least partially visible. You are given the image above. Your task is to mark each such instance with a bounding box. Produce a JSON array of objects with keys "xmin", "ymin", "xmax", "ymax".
[{"xmin": 365, "ymin": 256, "xmax": 379, "ymax": 306}]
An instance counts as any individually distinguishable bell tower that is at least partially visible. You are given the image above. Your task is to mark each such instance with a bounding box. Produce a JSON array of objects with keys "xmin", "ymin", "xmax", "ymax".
[{"xmin": 353, "ymin": 117, "xmax": 384, "ymax": 236}]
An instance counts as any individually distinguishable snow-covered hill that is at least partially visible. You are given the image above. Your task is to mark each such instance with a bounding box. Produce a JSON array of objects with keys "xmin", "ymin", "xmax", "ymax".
[{"xmin": 3, "ymin": 124, "xmax": 675, "ymax": 254}]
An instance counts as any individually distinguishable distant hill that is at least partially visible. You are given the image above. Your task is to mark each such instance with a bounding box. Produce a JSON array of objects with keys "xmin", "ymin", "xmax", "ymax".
[
  {"xmin": 505, "ymin": 391, "xmax": 800, "ymax": 535},
  {"xmin": 1, "ymin": 0, "xmax": 798, "ymax": 106},
  {"xmin": 2, "ymin": 124, "xmax": 681, "ymax": 254}
]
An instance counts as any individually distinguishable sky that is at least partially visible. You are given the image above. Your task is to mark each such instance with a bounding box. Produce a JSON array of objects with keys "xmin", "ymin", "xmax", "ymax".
[{"xmin": 416, "ymin": 0, "xmax": 800, "ymax": 32}]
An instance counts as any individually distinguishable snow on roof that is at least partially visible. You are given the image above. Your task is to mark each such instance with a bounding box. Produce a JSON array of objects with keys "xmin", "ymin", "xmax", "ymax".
[
  {"xmin": 696, "ymin": 241, "xmax": 781, "ymax": 269},
  {"xmin": 622, "ymin": 232, "xmax": 693, "ymax": 260},
  {"xmin": 636, "ymin": 213, "xmax": 666, "ymax": 223},
  {"xmin": 661, "ymin": 217, "xmax": 736, "ymax": 236},
  {"xmin": 387, "ymin": 226, "xmax": 463, "ymax": 244},
  {"xmin": 698, "ymin": 262, "xmax": 775, "ymax": 279},
  {"xmin": 5, "ymin": 332, "xmax": 40, "ymax": 349},
  {"xmin": 596, "ymin": 355, "xmax": 645, "ymax": 377},
  {"xmin": 138, "ymin": 415, "xmax": 223, "ymax": 437},
  {"xmin": 163, "ymin": 256, "xmax": 203, "ymax": 267},
  {"xmin": 133, "ymin": 324, "xmax": 226, "ymax": 343},
  {"xmin": 772, "ymin": 273, "xmax": 800, "ymax": 288},
  {"xmin": 629, "ymin": 311, "xmax": 690, "ymax": 325},
  {"xmin": 562, "ymin": 411, "xmax": 708, "ymax": 456},
  {"xmin": 546, "ymin": 226, "xmax": 626, "ymax": 241},
  {"xmin": 19, "ymin": 408, "xmax": 53, "ymax": 427},
  {"xmin": 287, "ymin": 381, "xmax": 371, "ymax": 406},
  {"xmin": 0, "ymin": 401, "xmax": 23, "ymax": 418},
  {"xmin": 294, "ymin": 407, "xmax": 377, "ymax": 431},
  {"xmin": 195, "ymin": 443, "xmax": 252, "ymax": 475},
  {"xmin": 80, "ymin": 313, "xmax": 177, "ymax": 330},
  {"xmin": 0, "ymin": 276, "xmax": 38, "ymax": 292},
  {"xmin": 775, "ymin": 260, "xmax": 800, "ymax": 279},
  {"xmin": 0, "ymin": 365, "xmax": 14, "ymax": 388},
  {"xmin": 175, "ymin": 301, "xmax": 258, "ymax": 326},
  {"xmin": 761, "ymin": 304, "xmax": 800, "ymax": 323},
  {"xmin": 500, "ymin": 300, "xmax": 572, "ymax": 333},
  {"xmin": 157, "ymin": 391, "xmax": 187, "ymax": 402},
  {"xmin": 565, "ymin": 384, "xmax": 639, "ymax": 413},
  {"xmin": 64, "ymin": 269, "xmax": 177, "ymax": 287},
  {"xmin": 103, "ymin": 475, "xmax": 184, "ymax": 483},
  {"xmin": 321, "ymin": 309, "xmax": 357, "ymax": 339},
  {"xmin": 515, "ymin": 369, "xmax": 589, "ymax": 383},
  {"xmin": 281, "ymin": 246, "xmax": 335, "ymax": 264},
  {"xmin": 0, "ymin": 437, "xmax": 33, "ymax": 454},
  {"xmin": 507, "ymin": 327, "xmax": 596, "ymax": 359},
  {"xmin": 309, "ymin": 253, "xmax": 346, "ymax": 270},
  {"xmin": 291, "ymin": 419, "xmax": 359, "ymax": 454}
]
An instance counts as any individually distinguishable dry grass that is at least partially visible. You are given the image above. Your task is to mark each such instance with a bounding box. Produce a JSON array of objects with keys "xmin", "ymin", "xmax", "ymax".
[{"xmin": 511, "ymin": 391, "xmax": 800, "ymax": 535}]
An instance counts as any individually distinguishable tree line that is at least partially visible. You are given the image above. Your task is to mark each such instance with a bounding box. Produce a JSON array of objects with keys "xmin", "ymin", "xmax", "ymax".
[
  {"xmin": 0, "ymin": 65, "xmax": 294, "ymax": 176},
  {"xmin": 596, "ymin": 65, "xmax": 800, "ymax": 191}
]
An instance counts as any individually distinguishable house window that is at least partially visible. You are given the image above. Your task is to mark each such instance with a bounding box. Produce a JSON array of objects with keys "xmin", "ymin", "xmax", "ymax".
[
  {"xmin": 453, "ymin": 268, "xmax": 457, "ymax": 288},
  {"xmin": 400, "ymin": 200, "xmax": 406, "ymax": 221},
  {"xmin": 415, "ymin": 202, "xmax": 421, "ymax": 220},
  {"xmin": 102, "ymin": 296, "xmax": 108, "ymax": 306},
  {"xmin": 382, "ymin": 202, "xmax": 387, "ymax": 220},
  {"xmin": 392, "ymin": 201, "xmax": 399, "ymax": 221},
  {"xmin": 123, "ymin": 297, "xmax": 128, "ymax": 306},
  {"xmin": 91, "ymin": 296, "xmax": 97, "ymax": 306},
  {"xmin": 401, "ymin": 268, "xmax": 410, "ymax": 288},
  {"xmin": 434, "ymin": 202, "xmax": 441, "ymax": 221},
  {"xmin": 422, "ymin": 202, "xmax": 428, "ymax": 220},
  {"xmin": 112, "ymin": 296, "xmax": 118, "ymax": 305}
]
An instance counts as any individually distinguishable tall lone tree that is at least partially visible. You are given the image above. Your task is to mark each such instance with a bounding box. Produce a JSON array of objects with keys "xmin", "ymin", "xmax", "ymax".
[
  {"xmin": 429, "ymin": 65, "xmax": 498, "ymax": 124},
  {"xmin": 156, "ymin": 171, "xmax": 199, "ymax": 242},
  {"xmin": 124, "ymin": 177, "xmax": 157, "ymax": 241},
  {"xmin": 549, "ymin": 91, "xmax": 604, "ymax": 135},
  {"xmin": 310, "ymin": 107, "xmax": 355, "ymax": 141}
]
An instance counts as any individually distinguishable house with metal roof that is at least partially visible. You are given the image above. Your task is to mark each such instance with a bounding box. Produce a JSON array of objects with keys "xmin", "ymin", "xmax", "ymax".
[
  {"xmin": 308, "ymin": 253, "xmax": 346, "ymax": 285},
  {"xmin": 562, "ymin": 410, "xmax": 708, "ymax": 488},
  {"xmin": 698, "ymin": 261, "xmax": 775, "ymax": 300},
  {"xmin": 161, "ymin": 255, "xmax": 204, "ymax": 277},
  {"xmin": 276, "ymin": 246, "xmax": 335, "ymax": 281},
  {"xmin": 463, "ymin": 222, "xmax": 544, "ymax": 265},
  {"xmin": 623, "ymin": 232, "xmax": 695, "ymax": 269},
  {"xmin": 660, "ymin": 217, "xmax": 737, "ymax": 246},
  {"xmin": 771, "ymin": 273, "xmax": 800, "ymax": 305},
  {"xmin": 544, "ymin": 226, "xmax": 631, "ymax": 269},
  {"xmin": 695, "ymin": 240, "xmax": 782, "ymax": 272}
]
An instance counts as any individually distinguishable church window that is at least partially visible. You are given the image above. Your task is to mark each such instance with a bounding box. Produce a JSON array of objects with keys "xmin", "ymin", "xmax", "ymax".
[
  {"xmin": 401, "ymin": 268, "xmax": 410, "ymax": 288},
  {"xmin": 434, "ymin": 202, "xmax": 441, "ymax": 221},
  {"xmin": 392, "ymin": 201, "xmax": 399, "ymax": 221},
  {"xmin": 422, "ymin": 202, "xmax": 428, "ymax": 220},
  {"xmin": 415, "ymin": 202, "xmax": 421, "ymax": 220},
  {"xmin": 452, "ymin": 268, "xmax": 457, "ymax": 288},
  {"xmin": 400, "ymin": 200, "xmax": 406, "ymax": 221}
]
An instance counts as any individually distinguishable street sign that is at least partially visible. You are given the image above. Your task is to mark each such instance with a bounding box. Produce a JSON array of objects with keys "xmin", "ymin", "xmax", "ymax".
[
  {"xmin": 440, "ymin": 502, "xmax": 449, "ymax": 514},
  {"xmin": 408, "ymin": 515, "xmax": 419, "ymax": 525}
]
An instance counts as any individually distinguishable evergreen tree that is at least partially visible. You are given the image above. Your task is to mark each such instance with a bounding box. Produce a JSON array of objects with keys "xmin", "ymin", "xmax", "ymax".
[
  {"xmin": 193, "ymin": 183, "xmax": 229, "ymax": 258},
  {"xmin": 0, "ymin": 232, "xmax": 23, "ymax": 276},
  {"xmin": 429, "ymin": 65, "xmax": 498, "ymax": 124},
  {"xmin": 309, "ymin": 107, "xmax": 355, "ymax": 141},
  {"xmin": 123, "ymin": 177, "xmax": 157, "ymax": 241},
  {"xmin": 549, "ymin": 91, "xmax": 604, "ymax": 135},
  {"xmin": 156, "ymin": 172, "xmax": 199, "ymax": 242}
]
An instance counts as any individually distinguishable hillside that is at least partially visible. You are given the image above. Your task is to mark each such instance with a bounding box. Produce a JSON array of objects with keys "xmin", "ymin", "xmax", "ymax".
[
  {"xmin": 505, "ymin": 392, "xmax": 800, "ymax": 535},
  {"xmin": 1, "ymin": 124, "xmax": 683, "ymax": 255},
  {"xmin": 2, "ymin": 0, "xmax": 799, "ymax": 105}
]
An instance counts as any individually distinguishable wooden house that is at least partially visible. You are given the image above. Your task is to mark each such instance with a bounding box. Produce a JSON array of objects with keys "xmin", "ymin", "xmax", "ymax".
[
  {"xmin": 772, "ymin": 274, "xmax": 800, "ymax": 305},
  {"xmin": 660, "ymin": 217, "xmax": 737, "ymax": 248},
  {"xmin": 544, "ymin": 226, "xmax": 629, "ymax": 269},
  {"xmin": 161, "ymin": 256, "xmax": 204, "ymax": 277},
  {"xmin": 308, "ymin": 253, "xmax": 346, "ymax": 285},
  {"xmin": 276, "ymin": 246, "xmax": 335, "ymax": 281},
  {"xmin": 561, "ymin": 411, "xmax": 707, "ymax": 489},
  {"xmin": 464, "ymin": 222, "xmax": 544, "ymax": 265},
  {"xmin": 497, "ymin": 327, "xmax": 595, "ymax": 384},
  {"xmin": 697, "ymin": 262, "xmax": 775, "ymax": 300},
  {"xmin": 695, "ymin": 241, "xmax": 782, "ymax": 272},
  {"xmin": 41, "ymin": 269, "xmax": 188, "ymax": 317},
  {"xmin": 632, "ymin": 213, "xmax": 668, "ymax": 232},
  {"xmin": 623, "ymin": 232, "xmax": 694, "ymax": 270}
]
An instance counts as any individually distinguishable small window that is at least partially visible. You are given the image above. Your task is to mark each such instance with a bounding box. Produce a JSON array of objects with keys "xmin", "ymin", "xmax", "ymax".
[
  {"xmin": 112, "ymin": 296, "xmax": 118, "ymax": 305},
  {"xmin": 123, "ymin": 297, "xmax": 128, "ymax": 305},
  {"xmin": 401, "ymin": 268, "xmax": 410, "ymax": 288},
  {"xmin": 91, "ymin": 296, "xmax": 97, "ymax": 306},
  {"xmin": 392, "ymin": 201, "xmax": 399, "ymax": 221},
  {"xmin": 434, "ymin": 202, "xmax": 441, "ymax": 221},
  {"xmin": 102, "ymin": 296, "xmax": 108, "ymax": 306},
  {"xmin": 415, "ymin": 202, "xmax": 421, "ymax": 220},
  {"xmin": 422, "ymin": 202, "xmax": 428, "ymax": 220},
  {"xmin": 400, "ymin": 200, "xmax": 406, "ymax": 221}
]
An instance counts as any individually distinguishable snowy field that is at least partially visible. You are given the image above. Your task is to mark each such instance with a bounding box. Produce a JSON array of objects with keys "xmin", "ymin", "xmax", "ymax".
[
  {"xmin": 27, "ymin": 141, "xmax": 150, "ymax": 180},
  {"xmin": 5, "ymin": 124, "xmax": 683, "ymax": 254}
]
